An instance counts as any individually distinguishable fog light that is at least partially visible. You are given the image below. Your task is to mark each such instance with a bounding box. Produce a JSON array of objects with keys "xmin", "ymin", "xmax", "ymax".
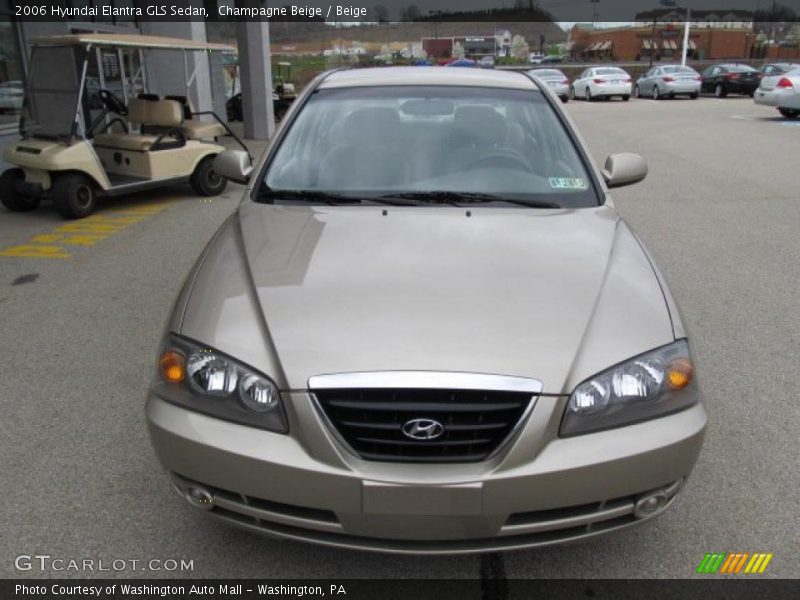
[
  {"xmin": 633, "ymin": 490, "xmax": 668, "ymax": 518},
  {"xmin": 184, "ymin": 486, "xmax": 215, "ymax": 510}
]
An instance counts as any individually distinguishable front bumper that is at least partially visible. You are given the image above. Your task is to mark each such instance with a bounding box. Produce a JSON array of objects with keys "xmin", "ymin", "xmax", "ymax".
[{"xmin": 146, "ymin": 393, "xmax": 706, "ymax": 554}]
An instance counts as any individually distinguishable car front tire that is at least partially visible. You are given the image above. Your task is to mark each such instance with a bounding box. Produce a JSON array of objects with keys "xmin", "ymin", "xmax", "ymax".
[
  {"xmin": 634, "ymin": 84, "xmax": 640, "ymax": 98},
  {"xmin": 586, "ymin": 87, "xmax": 593, "ymax": 101},
  {"xmin": 51, "ymin": 173, "xmax": 97, "ymax": 219},
  {"xmin": 714, "ymin": 84, "xmax": 727, "ymax": 98},
  {"xmin": 653, "ymin": 86, "xmax": 660, "ymax": 100},
  {"xmin": 0, "ymin": 168, "xmax": 41, "ymax": 213}
]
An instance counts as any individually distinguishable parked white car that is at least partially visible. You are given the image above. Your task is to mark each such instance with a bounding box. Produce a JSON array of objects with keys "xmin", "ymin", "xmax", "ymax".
[
  {"xmin": 754, "ymin": 67, "xmax": 800, "ymax": 119},
  {"xmin": 570, "ymin": 67, "xmax": 632, "ymax": 101}
]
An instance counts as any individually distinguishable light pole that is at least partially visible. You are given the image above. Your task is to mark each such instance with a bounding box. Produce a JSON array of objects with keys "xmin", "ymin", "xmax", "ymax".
[{"xmin": 681, "ymin": 8, "xmax": 692, "ymax": 65}]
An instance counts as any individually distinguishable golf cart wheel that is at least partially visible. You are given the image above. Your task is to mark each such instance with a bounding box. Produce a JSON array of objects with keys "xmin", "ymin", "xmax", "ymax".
[
  {"xmin": 778, "ymin": 107, "xmax": 800, "ymax": 119},
  {"xmin": 0, "ymin": 168, "xmax": 40, "ymax": 212},
  {"xmin": 191, "ymin": 156, "xmax": 227, "ymax": 197},
  {"xmin": 52, "ymin": 173, "xmax": 97, "ymax": 219}
]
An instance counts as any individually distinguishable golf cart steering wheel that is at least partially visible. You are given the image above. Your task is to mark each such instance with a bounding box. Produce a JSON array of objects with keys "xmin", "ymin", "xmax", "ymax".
[{"xmin": 98, "ymin": 89, "xmax": 128, "ymax": 117}]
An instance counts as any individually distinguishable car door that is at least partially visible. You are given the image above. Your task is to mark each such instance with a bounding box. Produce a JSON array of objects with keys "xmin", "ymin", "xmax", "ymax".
[
  {"xmin": 574, "ymin": 69, "xmax": 589, "ymax": 97},
  {"xmin": 701, "ymin": 67, "xmax": 721, "ymax": 92},
  {"xmin": 647, "ymin": 68, "xmax": 662, "ymax": 94}
]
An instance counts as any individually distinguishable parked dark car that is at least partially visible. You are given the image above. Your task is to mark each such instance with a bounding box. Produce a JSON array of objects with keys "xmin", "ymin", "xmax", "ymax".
[{"xmin": 700, "ymin": 64, "xmax": 760, "ymax": 98}]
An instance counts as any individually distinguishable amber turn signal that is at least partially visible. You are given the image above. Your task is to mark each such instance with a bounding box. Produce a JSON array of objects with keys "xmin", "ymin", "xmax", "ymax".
[
  {"xmin": 666, "ymin": 358, "xmax": 693, "ymax": 390},
  {"xmin": 159, "ymin": 350, "xmax": 186, "ymax": 383}
]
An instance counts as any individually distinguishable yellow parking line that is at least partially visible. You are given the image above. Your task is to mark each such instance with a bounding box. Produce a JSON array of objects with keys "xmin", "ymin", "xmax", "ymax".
[
  {"xmin": 0, "ymin": 201, "xmax": 171, "ymax": 259},
  {"xmin": 0, "ymin": 245, "xmax": 71, "ymax": 259}
]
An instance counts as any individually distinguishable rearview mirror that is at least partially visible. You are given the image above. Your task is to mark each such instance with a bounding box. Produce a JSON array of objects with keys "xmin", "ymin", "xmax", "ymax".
[
  {"xmin": 213, "ymin": 150, "xmax": 253, "ymax": 185},
  {"xmin": 602, "ymin": 153, "xmax": 647, "ymax": 188}
]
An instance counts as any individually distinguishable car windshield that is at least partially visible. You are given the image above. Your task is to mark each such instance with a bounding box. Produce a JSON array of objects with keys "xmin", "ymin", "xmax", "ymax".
[
  {"xmin": 530, "ymin": 69, "xmax": 563, "ymax": 77},
  {"xmin": 663, "ymin": 66, "xmax": 697, "ymax": 74},
  {"xmin": 595, "ymin": 68, "xmax": 625, "ymax": 76},
  {"xmin": 263, "ymin": 85, "xmax": 597, "ymax": 208},
  {"xmin": 20, "ymin": 46, "xmax": 85, "ymax": 140}
]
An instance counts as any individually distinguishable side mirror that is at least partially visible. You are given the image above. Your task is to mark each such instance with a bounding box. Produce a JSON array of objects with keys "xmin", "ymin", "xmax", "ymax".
[
  {"xmin": 602, "ymin": 153, "xmax": 648, "ymax": 188},
  {"xmin": 213, "ymin": 150, "xmax": 253, "ymax": 185}
]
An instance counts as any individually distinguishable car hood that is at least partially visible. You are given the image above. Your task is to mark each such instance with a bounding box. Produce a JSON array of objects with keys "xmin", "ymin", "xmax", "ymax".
[{"xmin": 180, "ymin": 203, "xmax": 676, "ymax": 394}]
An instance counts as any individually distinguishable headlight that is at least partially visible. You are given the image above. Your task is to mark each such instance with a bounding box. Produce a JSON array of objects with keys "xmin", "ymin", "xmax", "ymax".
[
  {"xmin": 154, "ymin": 336, "xmax": 288, "ymax": 433},
  {"xmin": 561, "ymin": 339, "xmax": 696, "ymax": 436}
]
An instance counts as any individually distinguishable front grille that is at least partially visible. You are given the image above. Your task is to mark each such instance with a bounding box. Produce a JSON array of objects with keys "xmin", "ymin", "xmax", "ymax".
[{"xmin": 314, "ymin": 388, "xmax": 535, "ymax": 463}]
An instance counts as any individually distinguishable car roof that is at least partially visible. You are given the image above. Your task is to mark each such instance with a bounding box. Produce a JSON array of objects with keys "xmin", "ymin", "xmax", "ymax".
[{"xmin": 318, "ymin": 67, "xmax": 538, "ymax": 90}]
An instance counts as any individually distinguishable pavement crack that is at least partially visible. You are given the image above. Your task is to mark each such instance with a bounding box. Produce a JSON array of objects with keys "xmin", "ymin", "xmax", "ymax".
[{"xmin": 480, "ymin": 552, "xmax": 509, "ymax": 600}]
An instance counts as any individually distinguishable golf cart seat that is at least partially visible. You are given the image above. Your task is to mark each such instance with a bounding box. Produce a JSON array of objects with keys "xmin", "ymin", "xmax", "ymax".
[
  {"xmin": 94, "ymin": 97, "xmax": 185, "ymax": 152},
  {"xmin": 164, "ymin": 95, "xmax": 227, "ymax": 141}
]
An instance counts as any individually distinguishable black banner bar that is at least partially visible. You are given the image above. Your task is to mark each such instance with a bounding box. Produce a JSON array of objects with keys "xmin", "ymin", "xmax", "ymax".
[{"xmin": 3, "ymin": 579, "xmax": 800, "ymax": 600}]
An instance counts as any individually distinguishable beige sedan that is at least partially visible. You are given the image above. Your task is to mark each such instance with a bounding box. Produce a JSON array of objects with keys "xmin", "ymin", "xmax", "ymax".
[{"xmin": 147, "ymin": 67, "xmax": 706, "ymax": 553}]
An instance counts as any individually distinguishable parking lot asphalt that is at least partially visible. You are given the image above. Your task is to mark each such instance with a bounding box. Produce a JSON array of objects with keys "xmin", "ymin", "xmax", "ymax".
[{"xmin": 1, "ymin": 96, "xmax": 798, "ymax": 580}]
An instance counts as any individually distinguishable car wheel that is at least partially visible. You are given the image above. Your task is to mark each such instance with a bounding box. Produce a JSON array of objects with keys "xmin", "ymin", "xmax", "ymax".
[
  {"xmin": 585, "ymin": 87, "xmax": 593, "ymax": 101},
  {"xmin": 634, "ymin": 84, "xmax": 640, "ymax": 98},
  {"xmin": 569, "ymin": 86, "xmax": 576, "ymax": 100},
  {"xmin": 51, "ymin": 173, "xmax": 97, "ymax": 219},
  {"xmin": 653, "ymin": 86, "xmax": 660, "ymax": 100},
  {"xmin": 748, "ymin": 91, "xmax": 755, "ymax": 98},
  {"xmin": 714, "ymin": 84, "xmax": 726, "ymax": 98},
  {"xmin": 689, "ymin": 93, "xmax": 698, "ymax": 99},
  {"xmin": 622, "ymin": 95, "xmax": 630, "ymax": 101},
  {"xmin": 560, "ymin": 95, "xmax": 569, "ymax": 103},
  {"xmin": 191, "ymin": 155, "xmax": 228, "ymax": 197},
  {"xmin": 0, "ymin": 168, "xmax": 41, "ymax": 212},
  {"xmin": 778, "ymin": 107, "xmax": 800, "ymax": 119}
]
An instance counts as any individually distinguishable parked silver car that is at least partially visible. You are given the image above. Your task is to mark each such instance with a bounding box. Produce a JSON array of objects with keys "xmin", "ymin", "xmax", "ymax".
[
  {"xmin": 754, "ymin": 66, "xmax": 800, "ymax": 119},
  {"xmin": 147, "ymin": 67, "xmax": 706, "ymax": 554},
  {"xmin": 635, "ymin": 65, "xmax": 701, "ymax": 100},
  {"xmin": 528, "ymin": 68, "xmax": 570, "ymax": 102}
]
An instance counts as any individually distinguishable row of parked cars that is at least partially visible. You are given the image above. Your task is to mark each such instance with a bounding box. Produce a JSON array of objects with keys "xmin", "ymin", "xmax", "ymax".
[{"xmin": 528, "ymin": 62, "xmax": 800, "ymax": 118}]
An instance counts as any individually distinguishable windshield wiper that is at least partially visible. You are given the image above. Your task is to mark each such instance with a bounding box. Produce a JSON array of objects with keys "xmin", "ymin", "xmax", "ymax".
[
  {"xmin": 257, "ymin": 189, "xmax": 417, "ymax": 206},
  {"xmin": 379, "ymin": 191, "xmax": 561, "ymax": 209}
]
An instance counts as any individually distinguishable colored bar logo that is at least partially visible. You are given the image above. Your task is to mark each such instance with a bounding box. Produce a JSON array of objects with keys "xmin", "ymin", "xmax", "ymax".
[{"xmin": 696, "ymin": 552, "xmax": 773, "ymax": 574}]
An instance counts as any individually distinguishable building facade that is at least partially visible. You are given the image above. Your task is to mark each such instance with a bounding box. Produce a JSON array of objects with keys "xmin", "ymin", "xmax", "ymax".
[{"xmin": 570, "ymin": 24, "xmax": 757, "ymax": 62}]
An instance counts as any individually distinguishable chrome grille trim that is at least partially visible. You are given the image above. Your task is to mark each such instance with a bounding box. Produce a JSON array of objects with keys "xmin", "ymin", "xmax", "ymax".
[{"xmin": 308, "ymin": 371, "xmax": 543, "ymax": 394}]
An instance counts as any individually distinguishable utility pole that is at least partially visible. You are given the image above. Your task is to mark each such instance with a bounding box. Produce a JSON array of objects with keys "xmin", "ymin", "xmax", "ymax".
[
  {"xmin": 681, "ymin": 7, "xmax": 691, "ymax": 65},
  {"xmin": 650, "ymin": 13, "xmax": 657, "ymax": 67}
]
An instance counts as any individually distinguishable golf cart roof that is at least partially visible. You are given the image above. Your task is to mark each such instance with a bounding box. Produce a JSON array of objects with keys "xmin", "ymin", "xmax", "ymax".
[{"xmin": 31, "ymin": 33, "xmax": 234, "ymax": 52}]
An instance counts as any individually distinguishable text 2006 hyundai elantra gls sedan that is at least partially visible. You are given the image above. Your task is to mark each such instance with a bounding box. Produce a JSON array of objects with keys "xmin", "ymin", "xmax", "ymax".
[{"xmin": 147, "ymin": 67, "xmax": 706, "ymax": 554}]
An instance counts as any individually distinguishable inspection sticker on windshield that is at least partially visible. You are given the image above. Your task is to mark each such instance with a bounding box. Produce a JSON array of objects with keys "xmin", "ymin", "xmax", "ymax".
[{"xmin": 549, "ymin": 177, "xmax": 588, "ymax": 190}]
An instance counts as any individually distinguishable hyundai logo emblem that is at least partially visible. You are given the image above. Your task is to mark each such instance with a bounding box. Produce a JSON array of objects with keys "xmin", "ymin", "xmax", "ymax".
[{"xmin": 402, "ymin": 418, "xmax": 445, "ymax": 441}]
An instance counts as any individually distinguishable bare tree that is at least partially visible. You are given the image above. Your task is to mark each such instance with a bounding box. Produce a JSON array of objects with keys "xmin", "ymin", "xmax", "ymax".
[{"xmin": 373, "ymin": 4, "xmax": 389, "ymax": 23}]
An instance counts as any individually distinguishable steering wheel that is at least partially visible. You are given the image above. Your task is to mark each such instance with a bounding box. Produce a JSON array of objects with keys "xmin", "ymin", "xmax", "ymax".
[
  {"xmin": 98, "ymin": 89, "xmax": 128, "ymax": 117},
  {"xmin": 467, "ymin": 151, "xmax": 531, "ymax": 172}
]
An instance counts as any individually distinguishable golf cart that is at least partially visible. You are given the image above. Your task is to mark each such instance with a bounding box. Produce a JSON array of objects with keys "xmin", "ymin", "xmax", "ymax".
[
  {"xmin": 226, "ymin": 61, "xmax": 297, "ymax": 122},
  {"xmin": 1, "ymin": 33, "xmax": 250, "ymax": 219}
]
